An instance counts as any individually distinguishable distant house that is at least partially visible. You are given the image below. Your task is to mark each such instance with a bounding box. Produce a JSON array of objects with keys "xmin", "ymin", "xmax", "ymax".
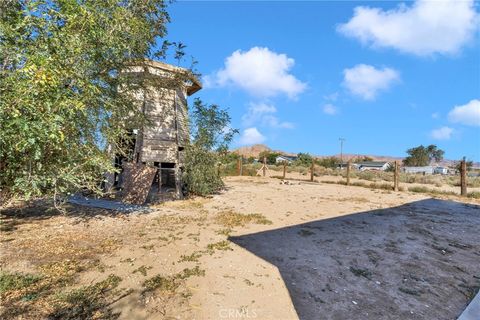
[
  {"xmin": 357, "ymin": 161, "xmax": 391, "ymax": 171},
  {"xmin": 403, "ymin": 166, "xmax": 435, "ymax": 174},
  {"xmin": 433, "ymin": 167, "xmax": 448, "ymax": 175},
  {"xmin": 337, "ymin": 162, "xmax": 360, "ymax": 170},
  {"xmin": 337, "ymin": 162, "xmax": 348, "ymax": 169},
  {"xmin": 275, "ymin": 155, "xmax": 298, "ymax": 164}
]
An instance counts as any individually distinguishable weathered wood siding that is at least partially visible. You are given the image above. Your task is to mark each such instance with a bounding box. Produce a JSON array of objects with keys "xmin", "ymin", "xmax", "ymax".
[{"xmin": 122, "ymin": 61, "xmax": 200, "ymax": 166}]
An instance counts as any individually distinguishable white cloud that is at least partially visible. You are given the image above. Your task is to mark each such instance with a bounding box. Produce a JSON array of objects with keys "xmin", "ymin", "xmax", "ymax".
[
  {"xmin": 239, "ymin": 127, "xmax": 266, "ymax": 145},
  {"xmin": 241, "ymin": 102, "xmax": 276, "ymax": 126},
  {"xmin": 448, "ymin": 99, "xmax": 480, "ymax": 126},
  {"xmin": 343, "ymin": 64, "xmax": 400, "ymax": 100},
  {"xmin": 338, "ymin": 0, "xmax": 479, "ymax": 56},
  {"xmin": 242, "ymin": 102, "xmax": 294, "ymax": 129},
  {"xmin": 323, "ymin": 104, "xmax": 338, "ymax": 115},
  {"xmin": 204, "ymin": 47, "xmax": 306, "ymax": 99},
  {"xmin": 323, "ymin": 92, "xmax": 339, "ymax": 102},
  {"xmin": 431, "ymin": 112, "xmax": 440, "ymax": 119},
  {"xmin": 431, "ymin": 126, "xmax": 454, "ymax": 140}
]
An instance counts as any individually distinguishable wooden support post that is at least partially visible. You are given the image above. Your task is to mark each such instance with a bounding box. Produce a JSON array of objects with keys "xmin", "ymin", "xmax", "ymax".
[
  {"xmin": 175, "ymin": 166, "xmax": 183, "ymax": 200},
  {"xmin": 394, "ymin": 161, "xmax": 399, "ymax": 192},
  {"xmin": 237, "ymin": 157, "xmax": 241, "ymax": 176},
  {"xmin": 283, "ymin": 161, "xmax": 287, "ymax": 180},
  {"xmin": 310, "ymin": 161, "xmax": 314, "ymax": 182},
  {"xmin": 157, "ymin": 168, "xmax": 162, "ymax": 194},
  {"xmin": 263, "ymin": 157, "xmax": 267, "ymax": 177},
  {"xmin": 346, "ymin": 159, "xmax": 351, "ymax": 186},
  {"xmin": 460, "ymin": 157, "xmax": 467, "ymax": 196},
  {"xmin": 239, "ymin": 156, "xmax": 243, "ymax": 176}
]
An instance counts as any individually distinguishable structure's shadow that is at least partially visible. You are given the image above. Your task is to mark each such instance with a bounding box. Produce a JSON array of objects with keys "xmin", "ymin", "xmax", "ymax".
[
  {"xmin": 0, "ymin": 199, "xmax": 134, "ymax": 233},
  {"xmin": 230, "ymin": 199, "xmax": 480, "ymax": 320}
]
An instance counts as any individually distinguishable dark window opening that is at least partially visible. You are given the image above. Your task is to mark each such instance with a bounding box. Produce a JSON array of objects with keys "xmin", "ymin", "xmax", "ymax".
[{"xmin": 155, "ymin": 162, "xmax": 176, "ymax": 190}]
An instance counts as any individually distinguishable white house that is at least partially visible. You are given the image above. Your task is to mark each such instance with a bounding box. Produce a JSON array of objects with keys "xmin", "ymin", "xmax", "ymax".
[
  {"xmin": 433, "ymin": 167, "xmax": 448, "ymax": 175},
  {"xmin": 357, "ymin": 161, "xmax": 391, "ymax": 171},
  {"xmin": 403, "ymin": 166, "xmax": 435, "ymax": 174},
  {"xmin": 275, "ymin": 155, "xmax": 298, "ymax": 164}
]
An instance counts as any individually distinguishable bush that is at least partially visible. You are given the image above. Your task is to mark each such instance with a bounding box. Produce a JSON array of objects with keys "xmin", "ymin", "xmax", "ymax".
[
  {"xmin": 183, "ymin": 145, "xmax": 224, "ymax": 196},
  {"xmin": 184, "ymin": 99, "xmax": 238, "ymax": 196},
  {"xmin": 316, "ymin": 157, "xmax": 340, "ymax": 169}
]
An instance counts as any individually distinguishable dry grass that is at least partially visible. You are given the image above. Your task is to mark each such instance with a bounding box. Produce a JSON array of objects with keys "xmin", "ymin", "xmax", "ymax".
[
  {"xmin": 50, "ymin": 274, "xmax": 125, "ymax": 320},
  {"xmin": 207, "ymin": 240, "xmax": 233, "ymax": 252},
  {"xmin": 215, "ymin": 210, "xmax": 272, "ymax": 228},
  {"xmin": 142, "ymin": 266, "xmax": 205, "ymax": 293},
  {"xmin": 0, "ymin": 260, "xmax": 125, "ymax": 319}
]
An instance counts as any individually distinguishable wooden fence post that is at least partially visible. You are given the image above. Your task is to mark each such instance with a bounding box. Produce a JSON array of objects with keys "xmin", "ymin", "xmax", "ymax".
[
  {"xmin": 310, "ymin": 161, "xmax": 314, "ymax": 182},
  {"xmin": 283, "ymin": 161, "xmax": 287, "ymax": 179},
  {"xmin": 239, "ymin": 156, "xmax": 243, "ymax": 176},
  {"xmin": 460, "ymin": 157, "xmax": 467, "ymax": 196},
  {"xmin": 237, "ymin": 157, "xmax": 241, "ymax": 176},
  {"xmin": 263, "ymin": 157, "xmax": 267, "ymax": 177},
  {"xmin": 394, "ymin": 161, "xmax": 399, "ymax": 192},
  {"xmin": 346, "ymin": 160, "xmax": 351, "ymax": 185}
]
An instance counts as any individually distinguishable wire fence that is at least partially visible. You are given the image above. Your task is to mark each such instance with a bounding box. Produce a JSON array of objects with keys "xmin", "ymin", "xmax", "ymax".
[{"xmin": 218, "ymin": 158, "xmax": 479, "ymax": 198}]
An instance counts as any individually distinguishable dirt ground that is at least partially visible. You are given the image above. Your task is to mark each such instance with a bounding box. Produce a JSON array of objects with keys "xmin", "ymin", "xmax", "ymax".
[{"xmin": 1, "ymin": 176, "xmax": 479, "ymax": 320}]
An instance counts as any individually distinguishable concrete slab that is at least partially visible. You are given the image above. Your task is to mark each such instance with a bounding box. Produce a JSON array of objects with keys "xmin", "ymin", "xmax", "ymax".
[
  {"xmin": 458, "ymin": 291, "xmax": 480, "ymax": 320},
  {"xmin": 68, "ymin": 195, "xmax": 152, "ymax": 213}
]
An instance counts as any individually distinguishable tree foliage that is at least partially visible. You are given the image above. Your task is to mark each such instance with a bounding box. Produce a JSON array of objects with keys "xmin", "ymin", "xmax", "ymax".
[
  {"xmin": 316, "ymin": 156, "xmax": 340, "ymax": 169},
  {"xmin": 455, "ymin": 159, "xmax": 473, "ymax": 172},
  {"xmin": 351, "ymin": 156, "xmax": 373, "ymax": 163},
  {"xmin": 183, "ymin": 98, "xmax": 237, "ymax": 196},
  {"xmin": 402, "ymin": 145, "xmax": 445, "ymax": 166},
  {"xmin": 294, "ymin": 153, "xmax": 313, "ymax": 166},
  {"xmin": 0, "ymin": 0, "xmax": 173, "ymax": 203},
  {"xmin": 258, "ymin": 151, "xmax": 280, "ymax": 165}
]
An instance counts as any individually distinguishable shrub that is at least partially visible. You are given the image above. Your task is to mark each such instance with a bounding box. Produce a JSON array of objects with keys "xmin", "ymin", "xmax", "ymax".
[{"xmin": 183, "ymin": 145, "xmax": 224, "ymax": 196}]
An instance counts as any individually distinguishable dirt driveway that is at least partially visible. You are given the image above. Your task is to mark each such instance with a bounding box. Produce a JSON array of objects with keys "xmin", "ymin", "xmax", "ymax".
[{"xmin": 1, "ymin": 176, "xmax": 479, "ymax": 319}]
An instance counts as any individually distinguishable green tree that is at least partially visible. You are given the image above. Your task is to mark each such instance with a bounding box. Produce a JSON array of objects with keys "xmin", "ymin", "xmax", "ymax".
[
  {"xmin": 0, "ymin": 0, "xmax": 176, "ymax": 204},
  {"xmin": 258, "ymin": 151, "xmax": 280, "ymax": 165},
  {"xmin": 351, "ymin": 156, "xmax": 373, "ymax": 163},
  {"xmin": 295, "ymin": 153, "xmax": 314, "ymax": 166},
  {"xmin": 183, "ymin": 98, "xmax": 238, "ymax": 196},
  {"xmin": 455, "ymin": 159, "xmax": 473, "ymax": 172},
  {"xmin": 316, "ymin": 156, "xmax": 340, "ymax": 169},
  {"xmin": 403, "ymin": 145, "xmax": 445, "ymax": 166}
]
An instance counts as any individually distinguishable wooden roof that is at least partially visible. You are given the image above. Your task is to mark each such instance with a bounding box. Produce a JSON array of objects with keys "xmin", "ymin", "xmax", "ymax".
[{"xmin": 128, "ymin": 59, "xmax": 202, "ymax": 96}]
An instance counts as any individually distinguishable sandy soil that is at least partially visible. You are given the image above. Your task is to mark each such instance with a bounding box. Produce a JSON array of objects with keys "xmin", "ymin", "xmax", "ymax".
[{"xmin": 1, "ymin": 176, "xmax": 479, "ymax": 319}]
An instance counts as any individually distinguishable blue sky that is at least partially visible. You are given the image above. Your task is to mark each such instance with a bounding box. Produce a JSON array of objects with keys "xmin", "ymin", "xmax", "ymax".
[{"xmin": 163, "ymin": 0, "xmax": 480, "ymax": 161}]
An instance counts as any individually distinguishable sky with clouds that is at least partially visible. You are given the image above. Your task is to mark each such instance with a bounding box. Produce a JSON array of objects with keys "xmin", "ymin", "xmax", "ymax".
[{"xmin": 164, "ymin": 0, "xmax": 480, "ymax": 161}]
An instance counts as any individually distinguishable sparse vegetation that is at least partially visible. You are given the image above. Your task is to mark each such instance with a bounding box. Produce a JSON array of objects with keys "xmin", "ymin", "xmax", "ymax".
[
  {"xmin": 142, "ymin": 266, "xmax": 205, "ymax": 293},
  {"xmin": 298, "ymin": 229, "xmax": 315, "ymax": 237},
  {"xmin": 51, "ymin": 274, "xmax": 123, "ymax": 320},
  {"xmin": 179, "ymin": 251, "xmax": 203, "ymax": 263},
  {"xmin": 0, "ymin": 271, "xmax": 42, "ymax": 294},
  {"xmin": 207, "ymin": 240, "xmax": 233, "ymax": 252},
  {"xmin": 133, "ymin": 265, "xmax": 152, "ymax": 277},
  {"xmin": 349, "ymin": 267, "xmax": 372, "ymax": 280},
  {"xmin": 215, "ymin": 211, "xmax": 272, "ymax": 228}
]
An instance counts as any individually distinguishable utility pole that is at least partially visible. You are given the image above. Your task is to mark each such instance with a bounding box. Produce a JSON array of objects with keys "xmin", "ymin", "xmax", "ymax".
[
  {"xmin": 339, "ymin": 138, "xmax": 346, "ymax": 165},
  {"xmin": 460, "ymin": 156, "xmax": 467, "ymax": 196}
]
